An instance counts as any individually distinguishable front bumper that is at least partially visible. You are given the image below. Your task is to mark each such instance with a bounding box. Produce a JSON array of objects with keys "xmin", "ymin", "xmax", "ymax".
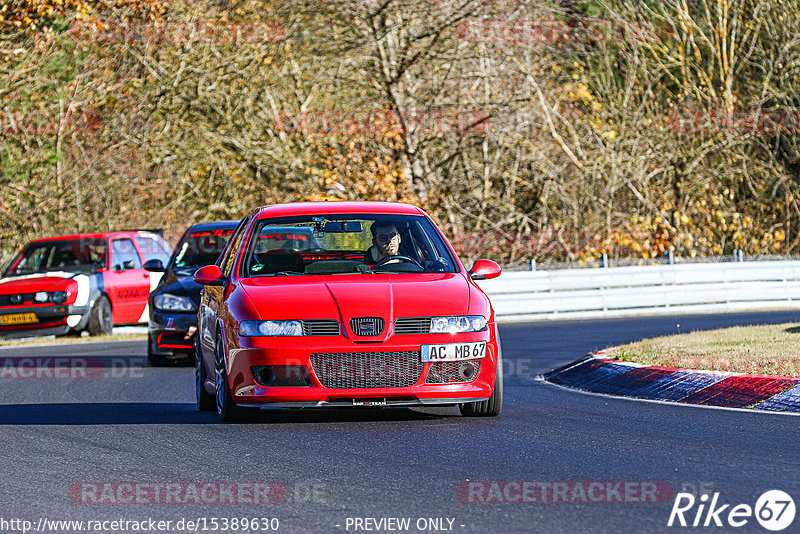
[
  {"xmin": 222, "ymin": 328, "xmax": 499, "ymax": 405},
  {"xmin": 148, "ymin": 310, "xmax": 197, "ymax": 357},
  {"xmin": 0, "ymin": 304, "xmax": 91, "ymax": 338},
  {"xmin": 235, "ymin": 397, "xmax": 488, "ymax": 409}
]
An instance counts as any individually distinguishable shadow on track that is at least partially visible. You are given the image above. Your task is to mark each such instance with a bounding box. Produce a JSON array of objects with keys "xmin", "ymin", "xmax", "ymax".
[{"xmin": 0, "ymin": 403, "xmax": 453, "ymax": 425}]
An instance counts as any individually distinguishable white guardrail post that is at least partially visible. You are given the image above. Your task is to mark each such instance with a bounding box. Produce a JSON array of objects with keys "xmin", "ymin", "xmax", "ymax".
[{"xmin": 475, "ymin": 260, "xmax": 800, "ymax": 321}]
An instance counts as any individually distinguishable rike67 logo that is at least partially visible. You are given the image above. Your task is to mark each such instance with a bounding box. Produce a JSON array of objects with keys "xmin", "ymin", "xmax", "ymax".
[{"xmin": 668, "ymin": 490, "xmax": 796, "ymax": 531}]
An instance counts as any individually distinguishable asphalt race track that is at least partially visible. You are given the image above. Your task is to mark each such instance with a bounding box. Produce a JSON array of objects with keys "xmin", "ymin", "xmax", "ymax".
[{"xmin": 1, "ymin": 310, "xmax": 799, "ymax": 533}]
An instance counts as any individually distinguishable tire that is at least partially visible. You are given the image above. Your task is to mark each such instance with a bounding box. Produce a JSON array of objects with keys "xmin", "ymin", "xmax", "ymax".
[
  {"xmin": 195, "ymin": 336, "xmax": 215, "ymax": 411},
  {"xmin": 86, "ymin": 295, "xmax": 113, "ymax": 336},
  {"xmin": 215, "ymin": 334, "xmax": 249, "ymax": 422},
  {"xmin": 147, "ymin": 334, "xmax": 169, "ymax": 367},
  {"xmin": 460, "ymin": 342, "xmax": 503, "ymax": 417}
]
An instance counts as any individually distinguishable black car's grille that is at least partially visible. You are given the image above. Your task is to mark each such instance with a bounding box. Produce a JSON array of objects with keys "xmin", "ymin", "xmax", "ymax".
[
  {"xmin": 301, "ymin": 319, "xmax": 340, "ymax": 336},
  {"xmin": 350, "ymin": 317, "xmax": 384, "ymax": 336},
  {"xmin": 394, "ymin": 317, "xmax": 432, "ymax": 335},
  {"xmin": 310, "ymin": 351, "xmax": 423, "ymax": 388},
  {"xmin": 426, "ymin": 361, "xmax": 482, "ymax": 384}
]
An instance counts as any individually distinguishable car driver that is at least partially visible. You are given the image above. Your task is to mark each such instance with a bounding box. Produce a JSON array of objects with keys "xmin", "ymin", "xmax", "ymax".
[{"xmin": 365, "ymin": 222, "xmax": 401, "ymax": 265}]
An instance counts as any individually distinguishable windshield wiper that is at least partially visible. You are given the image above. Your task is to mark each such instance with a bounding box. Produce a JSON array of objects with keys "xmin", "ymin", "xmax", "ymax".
[{"xmin": 273, "ymin": 271, "xmax": 305, "ymax": 276}]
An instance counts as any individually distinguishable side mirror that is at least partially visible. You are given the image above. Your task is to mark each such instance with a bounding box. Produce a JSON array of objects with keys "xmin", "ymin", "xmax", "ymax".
[
  {"xmin": 194, "ymin": 264, "xmax": 226, "ymax": 286},
  {"xmin": 122, "ymin": 260, "xmax": 137, "ymax": 270},
  {"xmin": 469, "ymin": 259, "xmax": 501, "ymax": 280},
  {"xmin": 143, "ymin": 259, "xmax": 165, "ymax": 272}
]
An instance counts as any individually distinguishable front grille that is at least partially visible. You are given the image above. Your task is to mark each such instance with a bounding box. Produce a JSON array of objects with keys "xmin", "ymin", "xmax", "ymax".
[
  {"xmin": 301, "ymin": 319, "xmax": 340, "ymax": 336},
  {"xmin": 394, "ymin": 317, "xmax": 432, "ymax": 335},
  {"xmin": 0, "ymin": 293, "xmax": 35, "ymax": 306},
  {"xmin": 310, "ymin": 351, "xmax": 423, "ymax": 388},
  {"xmin": 350, "ymin": 317, "xmax": 384, "ymax": 336},
  {"xmin": 426, "ymin": 360, "xmax": 482, "ymax": 384}
]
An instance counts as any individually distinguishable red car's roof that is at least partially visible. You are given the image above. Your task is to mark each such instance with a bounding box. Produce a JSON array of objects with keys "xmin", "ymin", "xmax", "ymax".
[
  {"xmin": 255, "ymin": 201, "xmax": 426, "ymax": 218},
  {"xmin": 28, "ymin": 230, "xmax": 157, "ymax": 244}
]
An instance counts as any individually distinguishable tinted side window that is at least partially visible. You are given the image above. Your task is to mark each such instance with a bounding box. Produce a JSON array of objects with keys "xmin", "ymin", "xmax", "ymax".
[{"xmin": 112, "ymin": 239, "xmax": 142, "ymax": 270}]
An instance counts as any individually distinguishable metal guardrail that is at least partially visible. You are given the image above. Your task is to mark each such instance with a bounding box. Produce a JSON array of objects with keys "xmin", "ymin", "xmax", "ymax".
[
  {"xmin": 503, "ymin": 252, "xmax": 800, "ymax": 271},
  {"xmin": 476, "ymin": 260, "xmax": 800, "ymax": 321}
]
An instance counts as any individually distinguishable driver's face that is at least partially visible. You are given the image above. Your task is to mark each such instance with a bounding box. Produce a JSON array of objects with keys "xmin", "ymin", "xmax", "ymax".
[{"xmin": 374, "ymin": 225, "xmax": 400, "ymax": 257}]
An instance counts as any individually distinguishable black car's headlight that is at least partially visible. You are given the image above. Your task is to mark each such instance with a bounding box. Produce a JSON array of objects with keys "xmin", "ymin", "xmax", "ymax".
[
  {"xmin": 153, "ymin": 293, "xmax": 196, "ymax": 312},
  {"xmin": 240, "ymin": 320, "xmax": 303, "ymax": 337},
  {"xmin": 430, "ymin": 315, "xmax": 487, "ymax": 333}
]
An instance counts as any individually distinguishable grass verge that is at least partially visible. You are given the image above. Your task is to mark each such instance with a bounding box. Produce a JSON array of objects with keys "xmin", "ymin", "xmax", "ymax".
[{"xmin": 615, "ymin": 323, "xmax": 800, "ymax": 376}]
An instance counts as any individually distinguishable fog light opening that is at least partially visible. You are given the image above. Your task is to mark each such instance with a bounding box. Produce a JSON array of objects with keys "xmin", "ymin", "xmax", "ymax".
[
  {"xmin": 458, "ymin": 362, "xmax": 475, "ymax": 381},
  {"xmin": 251, "ymin": 365, "xmax": 313, "ymax": 387}
]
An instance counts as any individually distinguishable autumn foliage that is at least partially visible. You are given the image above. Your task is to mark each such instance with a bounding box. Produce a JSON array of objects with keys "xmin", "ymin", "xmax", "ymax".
[{"xmin": 2, "ymin": 0, "xmax": 800, "ymax": 267}]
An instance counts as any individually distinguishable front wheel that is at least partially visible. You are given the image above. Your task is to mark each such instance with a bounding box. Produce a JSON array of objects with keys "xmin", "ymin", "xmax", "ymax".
[
  {"xmin": 86, "ymin": 296, "xmax": 112, "ymax": 336},
  {"xmin": 215, "ymin": 335, "xmax": 249, "ymax": 421},
  {"xmin": 196, "ymin": 336, "xmax": 215, "ymax": 411},
  {"xmin": 460, "ymin": 343, "xmax": 503, "ymax": 417}
]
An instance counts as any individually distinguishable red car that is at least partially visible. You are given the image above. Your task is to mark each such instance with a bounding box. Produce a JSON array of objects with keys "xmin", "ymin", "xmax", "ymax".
[
  {"xmin": 194, "ymin": 201, "xmax": 503, "ymax": 420},
  {"xmin": 0, "ymin": 231, "xmax": 171, "ymax": 338}
]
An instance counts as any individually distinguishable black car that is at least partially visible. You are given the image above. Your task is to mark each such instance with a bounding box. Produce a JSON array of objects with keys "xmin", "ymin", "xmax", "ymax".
[{"xmin": 144, "ymin": 221, "xmax": 238, "ymax": 366}]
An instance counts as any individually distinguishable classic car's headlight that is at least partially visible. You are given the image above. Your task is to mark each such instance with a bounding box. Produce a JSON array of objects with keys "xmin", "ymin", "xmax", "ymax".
[
  {"xmin": 430, "ymin": 315, "xmax": 486, "ymax": 333},
  {"xmin": 33, "ymin": 291, "xmax": 68, "ymax": 304},
  {"xmin": 154, "ymin": 293, "xmax": 196, "ymax": 312},
  {"xmin": 240, "ymin": 320, "xmax": 304, "ymax": 337}
]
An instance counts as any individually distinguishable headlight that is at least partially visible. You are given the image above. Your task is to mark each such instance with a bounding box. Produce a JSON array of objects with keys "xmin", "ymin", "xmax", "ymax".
[
  {"xmin": 153, "ymin": 293, "xmax": 196, "ymax": 312},
  {"xmin": 49, "ymin": 291, "xmax": 68, "ymax": 304},
  {"xmin": 430, "ymin": 315, "xmax": 486, "ymax": 333},
  {"xmin": 240, "ymin": 320, "xmax": 304, "ymax": 337}
]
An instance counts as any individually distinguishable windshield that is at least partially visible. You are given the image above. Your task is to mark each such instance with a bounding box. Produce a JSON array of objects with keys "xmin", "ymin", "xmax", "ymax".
[
  {"xmin": 171, "ymin": 227, "xmax": 235, "ymax": 272},
  {"xmin": 6, "ymin": 238, "xmax": 107, "ymax": 275},
  {"xmin": 242, "ymin": 214, "xmax": 457, "ymax": 277}
]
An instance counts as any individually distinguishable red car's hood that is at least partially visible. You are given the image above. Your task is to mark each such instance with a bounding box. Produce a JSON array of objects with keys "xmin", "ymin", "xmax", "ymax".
[
  {"xmin": 0, "ymin": 272, "xmax": 76, "ymax": 295},
  {"xmin": 240, "ymin": 273, "xmax": 470, "ymax": 321}
]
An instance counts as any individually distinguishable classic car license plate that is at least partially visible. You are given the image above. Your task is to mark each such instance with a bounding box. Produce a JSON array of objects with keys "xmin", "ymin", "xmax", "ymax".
[
  {"xmin": 0, "ymin": 312, "xmax": 38, "ymax": 326},
  {"xmin": 421, "ymin": 341, "xmax": 486, "ymax": 362}
]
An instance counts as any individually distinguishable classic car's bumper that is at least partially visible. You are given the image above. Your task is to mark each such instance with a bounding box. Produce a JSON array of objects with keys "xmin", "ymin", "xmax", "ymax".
[{"xmin": 0, "ymin": 305, "xmax": 91, "ymax": 338}]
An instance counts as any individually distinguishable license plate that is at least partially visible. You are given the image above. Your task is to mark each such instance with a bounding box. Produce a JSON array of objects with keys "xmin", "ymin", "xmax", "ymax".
[
  {"xmin": 421, "ymin": 341, "xmax": 486, "ymax": 362},
  {"xmin": 0, "ymin": 312, "xmax": 38, "ymax": 326}
]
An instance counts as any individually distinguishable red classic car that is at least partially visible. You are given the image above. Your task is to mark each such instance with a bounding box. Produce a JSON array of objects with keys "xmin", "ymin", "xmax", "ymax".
[
  {"xmin": 194, "ymin": 201, "xmax": 503, "ymax": 420},
  {"xmin": 0, "ymin": 231, "xmax": 171, "ymax": 338}
]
